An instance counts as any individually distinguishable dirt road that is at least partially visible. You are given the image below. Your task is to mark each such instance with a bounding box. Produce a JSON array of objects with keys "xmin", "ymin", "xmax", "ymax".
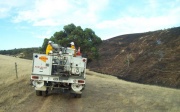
[{"xmin": 0, "ymin": 55, "xmax": 180, "ymax": 112}]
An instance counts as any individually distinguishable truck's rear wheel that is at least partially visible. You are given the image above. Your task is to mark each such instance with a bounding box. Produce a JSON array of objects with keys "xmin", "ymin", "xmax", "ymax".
[
  {"xmin": 76, "ymin": 94, "xmax": 81, "ymax": 98},
  {"xmin": 36, "ymin": 90, "xmax": 42, "ymax": 96},
  {"xmin": 42, "ymin": 91, "xmax": 48, "ymax": 97},
  {"xmin": 71, "ymin": 93, "xmax": 81, "ymax": 98}
]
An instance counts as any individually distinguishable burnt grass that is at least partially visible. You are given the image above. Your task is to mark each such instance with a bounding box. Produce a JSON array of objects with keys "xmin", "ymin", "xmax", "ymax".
[{"xmin": 88, "ymin": 26, "xmax": 180, "ymax": 89}]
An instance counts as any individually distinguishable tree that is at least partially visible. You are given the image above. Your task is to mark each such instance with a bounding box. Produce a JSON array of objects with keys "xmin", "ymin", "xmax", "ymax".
[
  {"xmin": 63, "ymin": 23, "xmax": 76, "ymax": 35},
  {"xmin": 41, "ymin": 38, "xmax": 49, "ymax": 52},
  {"xmin": 42, "ymin": 23, "xmax": 102, "ymax": 60}
]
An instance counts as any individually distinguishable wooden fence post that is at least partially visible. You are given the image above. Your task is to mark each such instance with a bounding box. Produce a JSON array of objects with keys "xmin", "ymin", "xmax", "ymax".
[{"xmin": 15, "ymin": 62, "xmax": 18, "ymax": 79}]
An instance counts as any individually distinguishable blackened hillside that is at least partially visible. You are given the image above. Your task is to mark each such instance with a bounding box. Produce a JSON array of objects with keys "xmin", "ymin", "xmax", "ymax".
[{"xmin": 89, "ymin": 27, "xmax": 180, "ymax": 88}]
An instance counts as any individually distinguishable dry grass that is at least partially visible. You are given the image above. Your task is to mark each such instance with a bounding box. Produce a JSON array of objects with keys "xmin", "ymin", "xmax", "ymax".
[
  {"xmin": 0, "ymin": 55, "xmax": 33, "ymax": 111},
  {"xmin": 85, "ymin": 70, "xmax": 180, "ymax": 112},
  {"xmin": 0, "ymin": 55, "xmax": 180, "ymax": 112}
]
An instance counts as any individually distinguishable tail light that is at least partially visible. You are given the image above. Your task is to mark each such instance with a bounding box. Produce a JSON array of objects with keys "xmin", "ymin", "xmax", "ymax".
[
  {"xmin": 78, "ymin": 80, "xmax": 85, "ymax": 83},
  {"xmin": 32, "ymin": 76, "xmax": 39, "ymax": 79}
]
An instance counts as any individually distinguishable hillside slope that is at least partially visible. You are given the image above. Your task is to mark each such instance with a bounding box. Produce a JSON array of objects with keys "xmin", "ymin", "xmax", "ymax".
[
  {"xmin": 1, "ymin": 55, "xmax": 180, "ymax": 112},
  {"xmin": 89, "ymin": 27, "xmax": 180, "ymax": 88}
]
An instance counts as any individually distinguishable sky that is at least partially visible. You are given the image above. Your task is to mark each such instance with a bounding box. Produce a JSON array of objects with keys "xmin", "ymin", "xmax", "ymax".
[{"xmin": 0, "ymin": 0, "xmax": 180, "ymax": 50}]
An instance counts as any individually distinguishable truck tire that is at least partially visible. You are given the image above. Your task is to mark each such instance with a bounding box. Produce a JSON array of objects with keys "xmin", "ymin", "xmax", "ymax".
[
  {"xmin": 76, "ymin": 94, "xmax": 82, "ymax": 98},
  {"xmin": 42, "ymin": 91, "xmax": 48, "ymax": 97},
  {"xmin": 36, "ymin": 90, "xmax": 42, "ymax": 96},
  {"xmin": 71, "ymin": 93, "xmax": 81, "ymax": 98}
]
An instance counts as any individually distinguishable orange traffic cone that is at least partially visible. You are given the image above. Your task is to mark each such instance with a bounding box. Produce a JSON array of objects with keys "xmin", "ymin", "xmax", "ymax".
[{"xmin": 77, "ymin": 47, "xmax": 81, "ymax": 56}]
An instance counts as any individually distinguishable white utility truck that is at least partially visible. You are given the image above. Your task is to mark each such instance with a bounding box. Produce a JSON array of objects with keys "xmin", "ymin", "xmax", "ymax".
[{"xmin": 31, "ymin": 43, "xmax": 87, "ymax": 98}]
